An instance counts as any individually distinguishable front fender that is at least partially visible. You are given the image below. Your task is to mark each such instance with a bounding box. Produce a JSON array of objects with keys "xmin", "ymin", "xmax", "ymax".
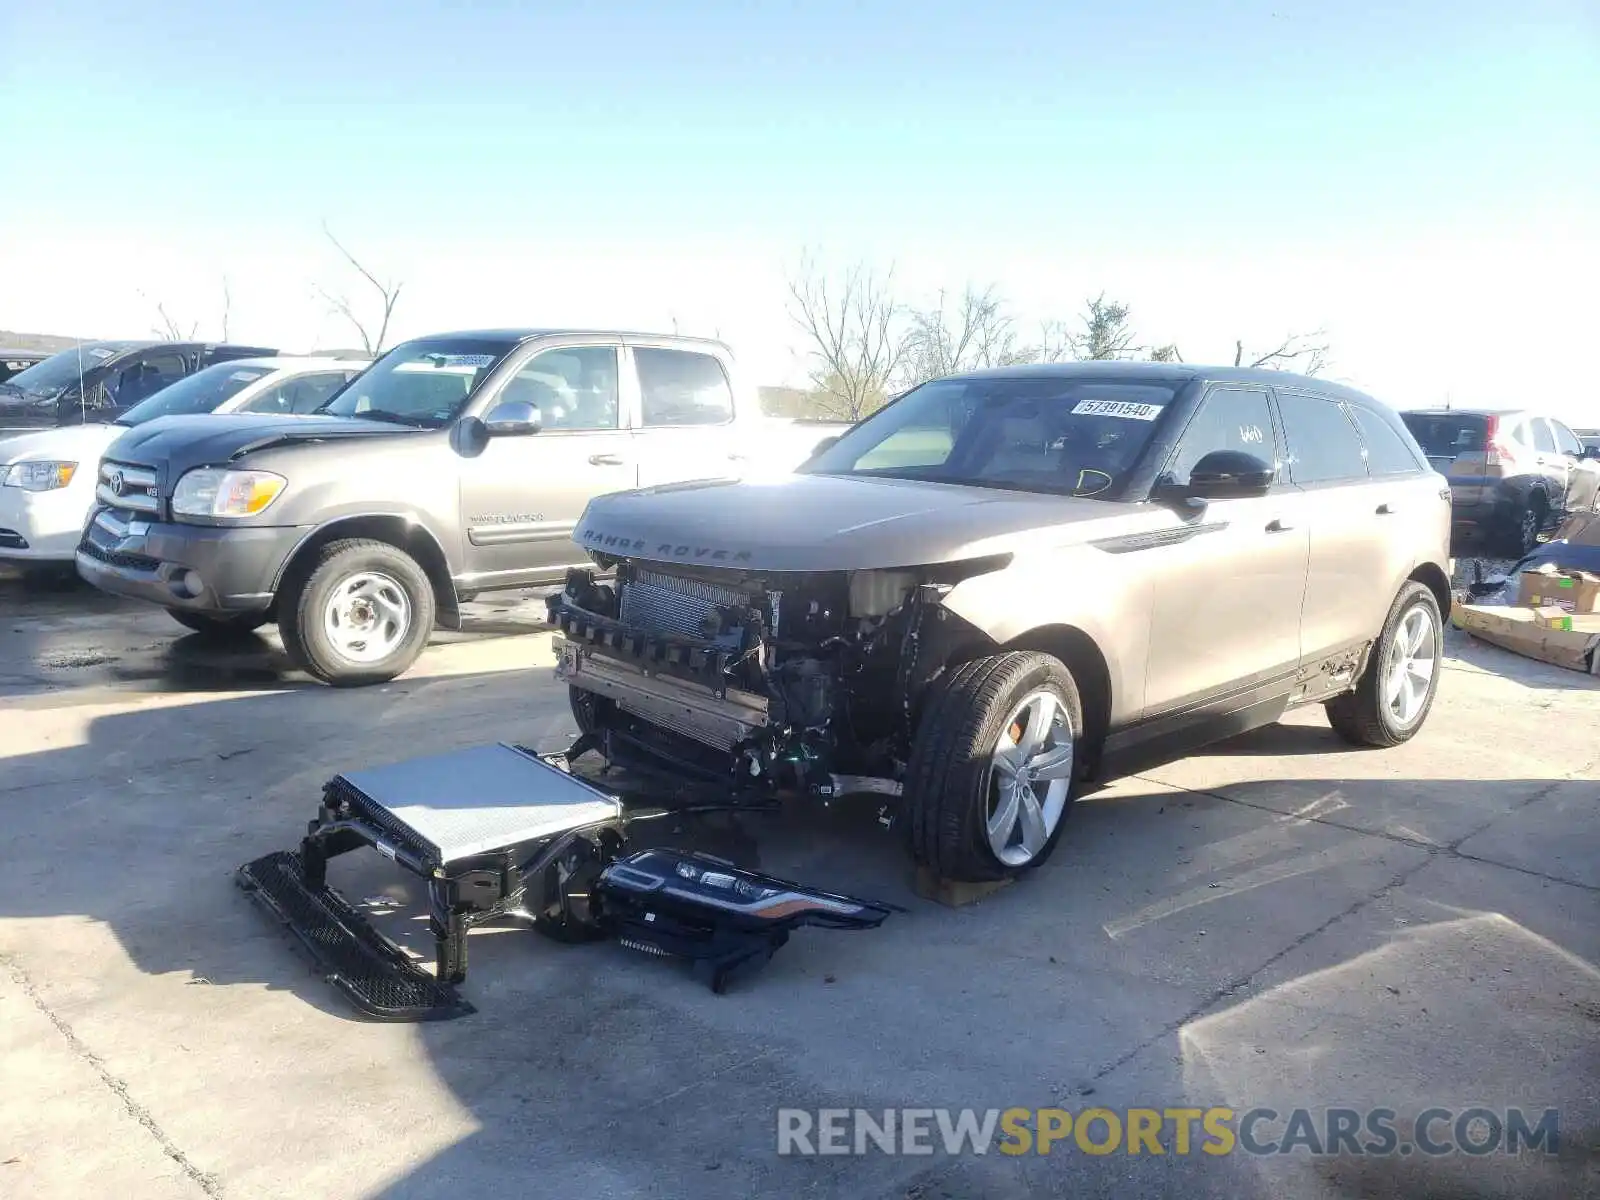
[
  {"xmin": 269, "ymin": 508, "xmax": 459, "ymax": 591},
  {"xmin": 939, "ymin": 544, "xmax": 1153, "ymax": 725}
]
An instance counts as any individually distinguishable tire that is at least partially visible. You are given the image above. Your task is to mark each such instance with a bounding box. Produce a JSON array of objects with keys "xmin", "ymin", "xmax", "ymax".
[
  {"xmin": 277, "ymin": 539, "xmax": 435, "ymax": 687},
  {"xmin": 166, "ymin": 609, "xmax": 269, "ymax": 638},
  {"xmin": 904, "ymin": 651, "xmax": 1084, "ymax": 882},
  {"xmin": 1325, "ymin": 581, "xmax": 1443, "ymax": 748},
  {"xmin": 568, "ymin": 685, "xmax": 609, "ymax": 736},
  {"xmin": 1501, "ymin": 495, "xmax": 1545, "ymax": 558}
]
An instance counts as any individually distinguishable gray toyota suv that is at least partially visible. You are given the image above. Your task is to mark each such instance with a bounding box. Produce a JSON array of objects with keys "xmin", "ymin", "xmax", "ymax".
[
  {"xmin": 75, "ymin": 329, "xmax": 838, "ymax": 683},
  {"xmin": 548, "ymin": 363, "xmax": 1455, "ymax": 881}
]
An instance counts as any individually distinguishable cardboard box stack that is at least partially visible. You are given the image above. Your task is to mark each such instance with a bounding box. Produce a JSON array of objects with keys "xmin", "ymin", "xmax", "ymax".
[{"xmin": 1451, "ymin": 565, "xmax": 1600, "ymax": 674}]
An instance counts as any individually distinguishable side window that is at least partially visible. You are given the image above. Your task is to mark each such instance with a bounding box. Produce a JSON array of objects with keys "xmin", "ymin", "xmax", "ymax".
[
  {"xmin": 1164, "ymin": 386, "xmax": 1276, "ymax": 484},
  {"xmin": 1552, "ymin": 421, "xmax": 1584, "ymax": 457},
  {"xmin": 106, "ymin": 352, "xmax": 187, "ymax": 408},
  {"xmin": 1531, "ymin": 419, "xmax": 1558, "ymax": 454},
  {"xmin": 635, "ymin": 347, "xmax": 736, "ymax": 427},
  {"xmin": 1351, "ymin": 406, "xmax": 1423, "ymax": 476},
  {"xmin": 241, "ymin": 372, "xmax": 352, "ymax": 415},
  {"xmin": 1277, "ymin": 392, "xmax": 1369, "ymax": 485},
  {"xmin": 497, "ymin": 346, "xmax": 619, "ymax": 431}
]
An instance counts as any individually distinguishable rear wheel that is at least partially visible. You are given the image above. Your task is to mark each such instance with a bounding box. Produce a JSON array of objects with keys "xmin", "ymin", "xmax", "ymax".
[
  {"xmin": 1502, "ymin": 494, "xmax": 1546, "ymax": 557},
  {"xmin": 568, "ymin": 685, "xmax": 611, "ymax": 736},
  {"xmin": 166, "ymin": 609, "xmax": 269, "ymax": 638},
  {"xmin": 1325, "ymin": 581, "xmax": 1443, "ymax": 748},
  {"xmin": 278, "ymin": 539, "xmax": 435, "ymax": 686},
  {"xmin": 904, "ymin": 651, "xmax": 1083, "ymax": 882}
]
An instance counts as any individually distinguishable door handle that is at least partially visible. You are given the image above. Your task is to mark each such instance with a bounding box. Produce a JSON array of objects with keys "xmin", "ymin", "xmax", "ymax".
[
  {"xmin": 588, "ymin": 453, "xmax": 626, "ymax": 466},
  {"xmin": 1375, "ymin": 502, "xmax": 1397, "ymax": 515},
  {"xmin": 1265, "ymin": 517, "xmax": 1294, "ymax": 533}
]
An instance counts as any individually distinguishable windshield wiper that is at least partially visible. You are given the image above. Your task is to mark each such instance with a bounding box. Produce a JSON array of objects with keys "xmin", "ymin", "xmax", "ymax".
[{"xmin": 350, "ymin": 409, "xmax": 433, "ymax": 428}]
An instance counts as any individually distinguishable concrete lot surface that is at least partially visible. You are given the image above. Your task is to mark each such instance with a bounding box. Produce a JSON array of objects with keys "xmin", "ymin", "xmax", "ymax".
[{"xmin": 2, "ymin": 572, "xmax": 1597, "ymax": 1199}]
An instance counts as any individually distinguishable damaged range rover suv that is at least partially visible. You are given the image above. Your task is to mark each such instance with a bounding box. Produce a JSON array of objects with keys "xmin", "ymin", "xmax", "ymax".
[{"xmin": 548, "ymin": 363, "xmax": 1453, "ymax": 881}]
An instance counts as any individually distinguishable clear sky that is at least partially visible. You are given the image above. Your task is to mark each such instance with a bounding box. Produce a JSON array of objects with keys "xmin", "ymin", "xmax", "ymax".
[{"xmin": 3, "ymin": 0, "xmax": 1596, "ymax": 418}]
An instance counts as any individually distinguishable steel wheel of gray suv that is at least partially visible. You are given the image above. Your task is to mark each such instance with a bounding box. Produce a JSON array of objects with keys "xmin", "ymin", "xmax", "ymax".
[
  {"xmin": 278, "ymin": 539, "xmax": 436, "ymax": 687},
  {"xmin": 905, "ymin": 651, "xmax": 1083, "ymax": 882},
  {"xmin": 1325, "ymin": 581, "xmax": 1444, "ymax": 748}
]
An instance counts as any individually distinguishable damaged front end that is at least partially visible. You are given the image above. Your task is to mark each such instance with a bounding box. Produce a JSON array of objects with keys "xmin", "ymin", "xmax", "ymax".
[{"xmin": 546, "ymin": 554, "xmax": 1005, "ymax": 803}]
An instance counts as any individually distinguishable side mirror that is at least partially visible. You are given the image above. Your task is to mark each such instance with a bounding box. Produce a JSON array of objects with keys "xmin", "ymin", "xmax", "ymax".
[
  {"xmin": 483, "ymin": 400, "xmax": 542, "ymax": 437},
  {"xmin": 810, "ymin": 434, "xmax": 841, "ymax": 458},
  {"xmin": 1158, "ymin": 449, "xmax": 1276, "ymax": 503}
]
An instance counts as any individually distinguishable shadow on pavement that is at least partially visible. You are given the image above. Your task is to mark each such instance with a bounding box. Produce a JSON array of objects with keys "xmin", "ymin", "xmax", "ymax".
[
  {"xmin": 0, "ymin": 675, "xmax": 1596, "ymax": 1200},
  {"xmin": 0, "ymin": 566, "xmax": 554, "ymax": 699}
]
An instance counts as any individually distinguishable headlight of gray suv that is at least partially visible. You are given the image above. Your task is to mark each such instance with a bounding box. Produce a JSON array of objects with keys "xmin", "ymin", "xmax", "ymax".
[
  {"xmin": 2, "ymin": 461, "xmax": 79, "ymax": 491},
  {"xmin": 170, "ymin": 468, "xmax": 288, "ymax": 519}
]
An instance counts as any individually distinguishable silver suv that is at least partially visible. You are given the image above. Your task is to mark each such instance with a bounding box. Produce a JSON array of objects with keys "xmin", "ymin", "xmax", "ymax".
[{"xmin": 549, "ymin": 363, "xmax": 1454, "ymax": 882}]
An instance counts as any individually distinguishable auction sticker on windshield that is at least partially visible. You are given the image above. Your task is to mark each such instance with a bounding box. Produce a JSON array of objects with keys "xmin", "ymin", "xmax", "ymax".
[{"xmin": 1072, "ymin": 398, "xmax": 1164, "ymax": 420}]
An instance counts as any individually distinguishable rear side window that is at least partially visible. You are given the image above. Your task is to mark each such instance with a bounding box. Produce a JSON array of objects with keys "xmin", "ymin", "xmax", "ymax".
[
  {"xmin": 1277, "ymin": 392, "xmax": 1369, "ymax": 485},
  {"xmin": 1351, "ymin": 407, "xmax": 1422, "ymax": 476},
  {"xmin": 635, "ymin": 348, "xmax": 735, "ymax": 427},
  {"xmin": 1531, "ymin": 419, "xmax": 1558, "ymax": 453},
  {"xmin": 242, "ymin": 371, "xmax": 354, "ymax": 415}
]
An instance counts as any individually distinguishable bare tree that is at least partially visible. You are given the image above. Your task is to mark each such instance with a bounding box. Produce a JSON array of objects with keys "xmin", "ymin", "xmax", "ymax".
[
  {"xmin": 1029, "ymin": 319, "xmax": 1075, "ymax": 364},
  {"xmin": 138, "ymin": 289, "xmax": 199, "ymax": 341},
  {"xmin": 1071, "ymin": 293, "xmax": 1138, "ymax": 361},
  {"xmin": 900, "ymin": 284, "xmax": 1034, "ymax": 387},
  {"xmin": 1234, "ymin": 329, "xmax": 1329, "ymax": 375},
  {"xmin": 786, "ymin": 252, "xmax": 908, "ymax": 421},
  {"xmin": 315, "ymin": 223, "xmax": 404, "ymax": 356},
  {"xmin": 219, "ymin": 275, "xmax": 232, "ymax": 341},
  {"xmin": 1148, "ymin": 343, "xmax": 1184, "ymax": 363}
]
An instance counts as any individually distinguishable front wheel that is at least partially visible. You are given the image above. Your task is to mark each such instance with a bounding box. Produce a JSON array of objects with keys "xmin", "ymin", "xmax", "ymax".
[
  {"xmin": 904, "ymin": 651, "xmax": 1083, "ymax": 882},
  {"xmin": 278, "ymin": 539, "xmax": 435, "ymax": 686},
  {"xmin": 166, "ymin": 609, "xmax": 269, "ymax": 638},
  {"xmin": 1325, "ymin": 581, "xmax": 1443, "ymax": 748}
]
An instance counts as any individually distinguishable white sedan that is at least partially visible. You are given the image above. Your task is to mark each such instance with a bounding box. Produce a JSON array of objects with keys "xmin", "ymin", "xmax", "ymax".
[{"xmin": 0, "ymin": 355, "xmax": 368, "ymax": 567}]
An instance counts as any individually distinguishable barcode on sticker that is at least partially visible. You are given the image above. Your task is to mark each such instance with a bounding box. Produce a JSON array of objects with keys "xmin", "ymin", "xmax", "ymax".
[{"xmin": 1071, "ymin": 399, "xmax": 1164, "ymax": 420}]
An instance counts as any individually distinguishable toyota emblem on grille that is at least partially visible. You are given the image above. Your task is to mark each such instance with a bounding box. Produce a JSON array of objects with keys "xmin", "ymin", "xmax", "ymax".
[{"xmin": 107, "ymin": 470, "xmax": 125, "ymax": 496}]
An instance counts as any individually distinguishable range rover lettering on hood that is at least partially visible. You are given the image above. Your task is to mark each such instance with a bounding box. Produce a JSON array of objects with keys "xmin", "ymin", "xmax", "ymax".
[{"xmin": 580, "ymin": 527, "xmax": 754, "ymax": 563}]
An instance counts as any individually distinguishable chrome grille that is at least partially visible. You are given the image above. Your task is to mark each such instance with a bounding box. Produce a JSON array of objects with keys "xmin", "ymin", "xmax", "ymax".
[
  {"xmin": 96, "ymin": 460, "xmax": 160, "ymax": 514},
  {"xmin": 619, "ymin": 568, "xmax": 745, "ymax": 640}
]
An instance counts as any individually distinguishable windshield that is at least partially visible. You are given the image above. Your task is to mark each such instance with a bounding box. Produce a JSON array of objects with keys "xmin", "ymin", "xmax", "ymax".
[
  {"xmin": 1400, "ymin": 412, "xmax": 1489, "ymax": 458},
  {"xmin": 803, "ymin": 376, "xmax": 1180, "ymax": 498},
  {"xmin": 115, "ymin": 362, "xmax": 273, "ymax": 426},
  {"xmin": 0, "ymin": 344, "xmax": 129, "ymax": 400},
  {"xmin": 317, "ymin": 338, "xmax": 515, "ymax": 427}
]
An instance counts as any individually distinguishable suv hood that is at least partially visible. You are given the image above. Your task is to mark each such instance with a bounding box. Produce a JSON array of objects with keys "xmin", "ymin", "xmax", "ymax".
[
  {"xmin": 104, "ymin": 412, "xmax": 417, "ymax": 476},
  {"xmin": 575, "ymin": 473, "xmax": 1133, "ymax": 572}
]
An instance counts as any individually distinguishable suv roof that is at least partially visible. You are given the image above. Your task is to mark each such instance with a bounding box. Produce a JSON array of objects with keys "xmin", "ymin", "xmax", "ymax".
[
  {"xmin": 409, "ymin": 328, "xmax": 734, "ymax": 353},
  {"xmin": 211, "ymin": 355, "xmax": 372, "ymax": 372},
  {"xmin": 939, "ymin": 360, "xmax": 1386, "ymax": 406},
  {"xmin": 1400, "ymin": 406, "xmax": 1526, "ymax": 417}
]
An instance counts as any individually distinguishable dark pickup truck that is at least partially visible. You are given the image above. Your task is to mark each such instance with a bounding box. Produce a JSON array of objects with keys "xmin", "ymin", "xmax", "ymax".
[{"xmin": 0, "ymin": 340, "xmax": 278, "ymax": 434}]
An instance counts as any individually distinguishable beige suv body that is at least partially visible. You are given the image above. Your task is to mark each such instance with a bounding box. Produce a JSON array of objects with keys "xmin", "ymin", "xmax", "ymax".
[{"xmin": 548, "ymin": 363, "xmax": 1454, "ymax": 881}]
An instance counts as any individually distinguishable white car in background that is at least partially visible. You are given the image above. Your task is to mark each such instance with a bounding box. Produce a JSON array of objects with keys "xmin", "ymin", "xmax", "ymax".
[{"xmin": 0, "ymin": 355, "xmax": 369, "ymax": 569}]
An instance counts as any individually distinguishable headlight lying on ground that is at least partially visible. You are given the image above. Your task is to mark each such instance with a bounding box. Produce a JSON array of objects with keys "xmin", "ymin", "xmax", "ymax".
[
  {"xmin": 2, "ymin": 461, "xmax": 78, "ymax": 491},
  {"xmin": 171, "ymin": 468, "xmax": 287, "ymax": 518}
]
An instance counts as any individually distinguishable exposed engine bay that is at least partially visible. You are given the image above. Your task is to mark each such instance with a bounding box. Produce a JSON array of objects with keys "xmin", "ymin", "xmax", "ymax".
[{"xmin": 546, "ymin": 554, "xmax": 1005, "ymax": 801}]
